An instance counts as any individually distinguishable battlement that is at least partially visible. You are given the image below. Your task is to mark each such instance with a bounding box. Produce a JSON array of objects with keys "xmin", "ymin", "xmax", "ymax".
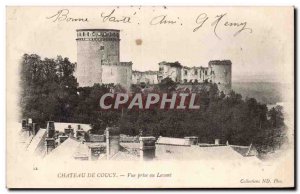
[
  {"xmin": 76, "ymin": 28, "xmax": 121, "ymax": 87},
  {"xmin": 208, "ymin": 60, "xmax": 232, "ymax": 66},
  {"xmin": 76, "ymin": 29, "xmax": 120, "ymax": 41},
  {"xmin": 101, "ymin": 61, "xmax": 132, "ymax": 67}
]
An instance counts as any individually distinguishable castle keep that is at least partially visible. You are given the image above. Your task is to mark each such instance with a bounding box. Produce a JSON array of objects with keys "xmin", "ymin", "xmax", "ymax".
[
  {"xmin": 76, "ymin": 29, "xmax": 132, "ymax": 88},
  {"xmin": 75, "ymin": 29, "xmax": 232, "ymax": 93}
]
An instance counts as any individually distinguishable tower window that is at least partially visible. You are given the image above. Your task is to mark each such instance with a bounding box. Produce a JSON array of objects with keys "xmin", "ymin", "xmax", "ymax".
[
  {"xmin": 194, "ymin": 70, "xmax": 198, "ymax": 75},
  {"xmin": 100, "ymin": 46, "xmax": 104, "ymax": 50},
  {"xmin": 184, "ymin": 70, "xmax": 188, "ymax": 75},
  {"xmin": 87, "ymin": 32, "xmax": 89, "ymax": 36}
]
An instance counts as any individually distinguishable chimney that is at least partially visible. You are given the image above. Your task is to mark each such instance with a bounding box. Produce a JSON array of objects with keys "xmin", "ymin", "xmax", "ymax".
[
  {"xmin": 58, "ymin": 134, "xmax": 68, "ymax": 145},
  {"xmin": 45, "ymin": 137, "xmax": 55, "ymax": 154},
  {"xmin": 89, "ymin": 145, "xmax": 103, "ymax": 160},
  {"xmin": 75, "ymin": 125, "xmax": 85, "ymax": 140},
  {"xmin": 46, "ymin": 121, "xmax": 55, "ymax": 138},
  {"xmin": 106, "ymin": 127, "xmax": 120, "ymax": 159},
  {"xmin": 64, "ymin": 125, "xmax": 74, "ymax": 137},
  {"xmin": 28, "ymin": 118, "xmax": 32, "ymax": 125},
  {"xmin": 23, "ymin": 118, "xmax": 33, "ymax": 136},
  {"xmin": 21, "ymin": 119, "xmax": 27, "ymax": 131},
  {"xmin": 139, "ymin": 136, "xmax": 156, "ymax": 161},
  {"xmin": 215, "ymin": 139, "xmax": 220, "ymax": 145},
  {"xmin": 32, "ymin": 123, "xmax": 40, "ymax": 135},
  {"xmin": 184, "ymin": 136, "xmax": 198, "ymax": 145}
]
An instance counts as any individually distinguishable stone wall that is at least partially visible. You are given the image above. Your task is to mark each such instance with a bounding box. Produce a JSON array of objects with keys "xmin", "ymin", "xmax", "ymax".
[
  {"xmin": 132, "ymin": 71, "xmax": 158, "ymax": 85},
  {"xmin": 158, "ymin": 61, "xmax": 182, "ymax": 82},
  {"xmin": 209, "ymin": 60, "xmax": 232, "ymax": 94},
  {"xmin": 76, "ymin": 29, "xmax": 120, "ymax": 87},
  {"xmin": 101, "ymin": 62, "xmax": 132, "ymax": 89}
]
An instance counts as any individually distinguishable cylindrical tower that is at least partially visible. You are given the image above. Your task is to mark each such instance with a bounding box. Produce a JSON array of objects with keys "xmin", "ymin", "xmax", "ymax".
[
  {"xmin": 76, "ymin": 29, "xmax": 120, "ymax": 87},
  {"xmin": 209, "ymin": 60, "xmax": 232, "ymax": 94}
]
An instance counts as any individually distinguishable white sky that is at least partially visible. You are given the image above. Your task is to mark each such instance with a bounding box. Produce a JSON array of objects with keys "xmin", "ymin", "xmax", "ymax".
[{"xmin": 7, "ymin": 6, "xmax": 294, "ymax": 82}]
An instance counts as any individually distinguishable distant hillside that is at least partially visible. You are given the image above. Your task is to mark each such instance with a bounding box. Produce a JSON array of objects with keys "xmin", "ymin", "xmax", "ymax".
[{"xmin": 232, "ymin": 82, "xmax": 285, "ymax": 105}]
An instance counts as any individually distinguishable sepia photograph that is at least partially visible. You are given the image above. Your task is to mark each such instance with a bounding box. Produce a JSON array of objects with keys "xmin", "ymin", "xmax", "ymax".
[{"xmin": 6, "ymin": 6, "xmax": 294, "ymax": 188}]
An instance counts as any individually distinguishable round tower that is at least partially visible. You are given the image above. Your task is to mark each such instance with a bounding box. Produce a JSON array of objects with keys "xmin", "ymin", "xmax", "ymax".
[
  {"xmin": 76, "ymin": 29, "xmax": 120, "ymax": 87},
  {"xmin": 209, "ymin": 60, "xmax": 232, "ymax": 94}
]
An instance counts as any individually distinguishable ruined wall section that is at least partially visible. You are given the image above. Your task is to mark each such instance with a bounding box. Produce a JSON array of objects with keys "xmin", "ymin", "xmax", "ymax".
[
  {"xmin": 158, "ymin": 61, "xmax": 182, "ymax": 83},
  {"xmin": 181, "ymin": 67, "xmax": 213, "ymax": 83},
  {"xmin": 209, "ymin": 60, "xmax": 232, "ymax": 94},
  {"xmin": 101, "ymin": 62, "xmax": 132, "ymax": 89},
  {"xmin": 132, "ymin": 71, "xmax": 159, "ymax": 85}
]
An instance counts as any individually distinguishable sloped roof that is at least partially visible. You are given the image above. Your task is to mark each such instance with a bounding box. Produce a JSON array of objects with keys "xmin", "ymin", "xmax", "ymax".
[
  {"xmin": 18, "ymin": 130, "xmax": 34, "ymax": 149},
  {"xmin": 110, "ymin": 150, "xmax": 139, "ymax": 161},
  {"xmin": 156, "ymin": 137, "xmax": 190, "ymax": 146},
  {"xmin": 230, "ymin": 145, "xmax": 250, "ymax": 157},
  {"xmin": 73, "ymin": 142, "xmax": 90, "ymax": 159},
  {"xmin": 230, "ymin": 145, "xmax": 258, "ymax": 157},
  {"xmin": 26, "ymin": 128, "xmax": 47, "ymax": 156},
  {"xmin": 45, "ymin": 138, "xmax": 82, "ymax": 160},
  {"xmin": 120, "ymin": 143, "xmax": 140, "ymax": 149},
  {"xmin": 155, "ymin": 145, "xmax": 245, "ymax": 160}
]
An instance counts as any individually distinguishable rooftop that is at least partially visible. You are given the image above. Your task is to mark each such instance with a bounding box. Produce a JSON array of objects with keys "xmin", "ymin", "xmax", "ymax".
[
  {"xmin": 53, "ymin": 122, "xmax": 91, "ymax": 133},
  {"xmin": 156, "ymin": 137, "xmax": 190, "ymax": 146}
]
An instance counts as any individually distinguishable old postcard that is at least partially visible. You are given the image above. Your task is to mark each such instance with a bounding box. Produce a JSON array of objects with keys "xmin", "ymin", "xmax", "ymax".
[{"xmin": 6, "ymin": 6, "xmax": 294, "ymax": 188}]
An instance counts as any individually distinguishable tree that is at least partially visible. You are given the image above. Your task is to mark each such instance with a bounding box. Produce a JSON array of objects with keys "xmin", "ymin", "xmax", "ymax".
[
  {"xmin": 20, "ymin": 54, "xmax": 78, "ymax": 127},
  {"xmin": 156, "ymin": 77, "xmax": 177, "ymax": 93},
  {"xmin": 20, "ymin": 53, "xmax": 288, "ymax": 155},
  {"xmin": 268, "ymin": 106, "xmax": 284, "ymax": 128}
]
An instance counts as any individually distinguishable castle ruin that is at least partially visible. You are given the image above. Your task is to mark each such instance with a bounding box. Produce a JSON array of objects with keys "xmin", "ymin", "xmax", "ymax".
[{"xmin": 75, "ymin": 29, "xmax": 232, "ymax": 93}]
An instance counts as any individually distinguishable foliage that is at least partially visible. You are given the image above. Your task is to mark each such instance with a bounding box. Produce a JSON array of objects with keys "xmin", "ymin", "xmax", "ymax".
[{"xmin": 20, "ymin": 54, "xmax": 287, "ymax": 153}]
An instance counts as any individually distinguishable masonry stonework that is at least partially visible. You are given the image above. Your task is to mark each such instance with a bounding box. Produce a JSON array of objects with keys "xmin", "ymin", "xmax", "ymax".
[
  {"xmin": 76, "ymin": 29, "xmax": 132, "ymax": 89},
  {"xmin": 75, "ymin": 29, "xmax": 232, "ymax": 93}
]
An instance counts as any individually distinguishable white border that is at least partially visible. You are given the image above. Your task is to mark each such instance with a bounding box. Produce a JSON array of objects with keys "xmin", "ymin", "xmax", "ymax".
[{"xmin": 1, "ymin": 0, "xmax": 298, "ymax": 193}]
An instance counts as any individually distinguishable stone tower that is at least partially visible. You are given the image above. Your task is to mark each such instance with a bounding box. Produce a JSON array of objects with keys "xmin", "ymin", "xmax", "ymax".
[
  {"xmin": 209, "ymin": 60, "xmax": 232, "ymax": 94},
  {"xmin": 76, "ymin": 29, "xmax": 120, "ymax": 87}
]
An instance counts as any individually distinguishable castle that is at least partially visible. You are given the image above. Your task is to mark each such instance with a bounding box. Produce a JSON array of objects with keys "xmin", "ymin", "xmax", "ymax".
[{"xmin": 75, "ymin": 29, "xmax": 232, "ymax": 93}]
